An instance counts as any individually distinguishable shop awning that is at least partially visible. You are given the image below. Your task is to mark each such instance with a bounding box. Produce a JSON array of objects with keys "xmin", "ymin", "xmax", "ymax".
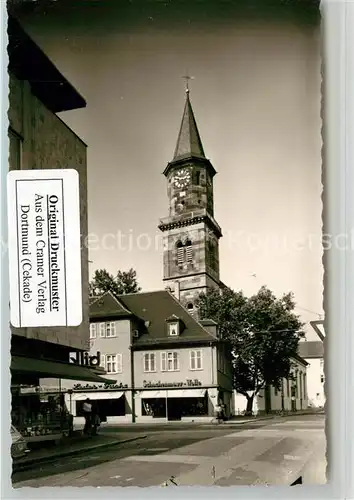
[
  {"xmin": 138, "ymin": 389, "xmax": 206, "ymax": 399},
  {"xmin": 11, "ymin": 356, "xmax": 116, "ymax": 384},
  {"xmin": 138, "ymin": 390, "xmax": 167, "ymax": 399},
  {"xmin": 167, "ymin": 389, "xmax": 207, "ymax": 398},
  {"xmin": 71, "ymin": 391, "xmax": 124, "ymax": 401}
]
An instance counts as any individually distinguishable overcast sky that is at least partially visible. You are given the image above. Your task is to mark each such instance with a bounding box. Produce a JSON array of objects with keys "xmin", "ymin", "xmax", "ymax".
[{"xmin": 14, "ymin": 1, "xmax": 322, "ymax": 339}]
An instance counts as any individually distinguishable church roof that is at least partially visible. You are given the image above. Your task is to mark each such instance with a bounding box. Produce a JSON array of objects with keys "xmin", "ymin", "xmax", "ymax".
[{"xmin": 172, "ymin": 91, "xmax": 206, "ymax": 162}]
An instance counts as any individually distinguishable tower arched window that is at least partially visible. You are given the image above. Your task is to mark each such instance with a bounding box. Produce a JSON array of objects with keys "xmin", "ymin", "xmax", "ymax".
[
  {"xmin": 176, "ymin": 241, "xmax": 184, "ymax": 264},
  {"xmin": 176, "ymin": 239, "xmax": 193, "ymax": 265},
  {"xmin": 185, "ymin": 239, "xmax": 193, "ymax": 262}
]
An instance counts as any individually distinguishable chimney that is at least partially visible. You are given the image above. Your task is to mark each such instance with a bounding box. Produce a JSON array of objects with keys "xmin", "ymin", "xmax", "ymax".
[
  {"xmin": 199, "ymin": 319, "xmax": 218, "ymax": 338},
  {"xmin": 174, "ymin": 281, "xmax": 180, "ymax": 301}
]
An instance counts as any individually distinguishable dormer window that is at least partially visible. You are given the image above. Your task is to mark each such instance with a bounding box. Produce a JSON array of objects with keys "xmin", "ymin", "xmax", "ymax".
[
  {"xmin": 169, "ymin": 322, "xmax": 179, "ymax": 336},
  {"xmin": 165, "ymin": 314, "xmax": 184, "ymax": 337}
]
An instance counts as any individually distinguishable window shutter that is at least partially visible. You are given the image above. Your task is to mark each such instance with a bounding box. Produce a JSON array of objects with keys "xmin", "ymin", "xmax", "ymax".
[
  {"xmin": 197, "ymin": 350, "xmax": 202, "ymax": 369},
  {"xmin": 151, "ymin": 353, "xmax": 156, "ymax": 372},
  {"xmin": 111, "ymin": 322, "xmax": 116, "ymax": 336},
  {"xmin": 190, "ymin": 351, "xmax": 195, "ymax": 370},
  {"xmin": 186, "ymin": 244, "xmax": 192, "ymax": 262},
  {"xmin": 117, "ymin": 353, "xmax": 122, "ymax": 373},
  {"xmin": 144, "ymin": 354, "xmax": 149, "ymax": 372},
  {"xmin": 100, "ymin": 323, "xmax": 106, "ymax": 337},
  {"xmin": 100, "ymin": 354, "xmax": 105, "ymax": 368},
  {"xmin": 161, "ymin": 352, "xmax": 167, "ymax": 371},
  {"xmin": 173, "ymin": 352, "xmax": 179, "ymax": 371},
  {"xmin": 177, "ymin": 246, "xmax": 184, "ymax": 264}
]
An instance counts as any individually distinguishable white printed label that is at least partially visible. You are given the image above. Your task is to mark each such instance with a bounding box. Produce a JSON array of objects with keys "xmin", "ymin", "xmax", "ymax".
[{"xmin": 7, "ymin": 169, "xmax": 82, "ymax": 327}]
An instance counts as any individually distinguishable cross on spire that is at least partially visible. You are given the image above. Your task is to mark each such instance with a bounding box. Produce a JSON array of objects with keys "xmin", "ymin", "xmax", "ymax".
[{"xmin": 182, "ymin": 74, "xmax": 194, "ymax": 93}]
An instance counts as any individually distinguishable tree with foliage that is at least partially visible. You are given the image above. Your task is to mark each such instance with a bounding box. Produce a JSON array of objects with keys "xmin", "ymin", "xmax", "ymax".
[
  {"xmin": 89, "ymin": 268, "xmax": 141, "ymax": 297},
  {"xmin": 196, "ymin": 285, "xmax": 305, "ymax": 415}
]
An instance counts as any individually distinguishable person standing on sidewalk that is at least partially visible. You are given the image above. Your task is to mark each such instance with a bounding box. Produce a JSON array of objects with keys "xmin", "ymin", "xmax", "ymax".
[
  {"xmin": 83, "ymin": 398, "xmax": 92, "ymax": 435},
  {"xmin": 215, "ymin": 403, "xmax": 222, "ymax": 423}
]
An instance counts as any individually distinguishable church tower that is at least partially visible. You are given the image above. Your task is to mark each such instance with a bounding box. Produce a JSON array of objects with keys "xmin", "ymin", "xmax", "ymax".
[{"xmin": 158, "ymin": 86, "xmax": 222, "ymax": 314}]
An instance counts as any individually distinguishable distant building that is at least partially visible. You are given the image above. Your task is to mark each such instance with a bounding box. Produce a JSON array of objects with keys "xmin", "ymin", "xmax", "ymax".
[
  {"xmin": 233, "ymin": 355, "xmax": 309, "ymax": 415},
  {"xmin": 298, "ymin": 340, "xmax": 324, "ymax": 408},
  {"xmin": 66, "ymin": 290, "xmax": 233, "ymax": 424}
]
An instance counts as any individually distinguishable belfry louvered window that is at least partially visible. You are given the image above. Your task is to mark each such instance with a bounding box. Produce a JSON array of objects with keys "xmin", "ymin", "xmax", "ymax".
[
  {"xmin": 185, "ymin": 240, "xmax": 192, "ymax": 262},
  {"xmin": 177, "ymin": 241, "xmax": 184, "ymax": 264},
  {"xmin": 176, "ymin": 240, "xmax": 193, "ymax": 264}
]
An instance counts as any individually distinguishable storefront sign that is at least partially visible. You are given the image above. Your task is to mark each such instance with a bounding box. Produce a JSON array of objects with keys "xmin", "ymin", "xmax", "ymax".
[
  {"xmin": 143, "ymin": 379, "xmax": 202, "ymax": 389},
  {"xmin": 7, "ymin": 169, "xmax": 82, "ymax": 328},
  {"xmin": 69, "ymin": 351, "xmax": 101, "ymax": 367},
  {"xmin": 72, "ymin": 382, "xmax": 128, "ymax": 391}
]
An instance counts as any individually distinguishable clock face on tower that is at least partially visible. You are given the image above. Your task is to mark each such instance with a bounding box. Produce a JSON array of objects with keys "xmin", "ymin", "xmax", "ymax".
[{"xmin": 173, "ymin": 168, "xmax": 191, "ymax": 189}]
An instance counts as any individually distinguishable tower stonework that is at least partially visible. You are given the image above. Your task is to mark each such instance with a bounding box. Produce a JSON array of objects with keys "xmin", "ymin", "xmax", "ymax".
[{"xmin": 158, "ymin": 89, "xmax": 222, "ymax": 315}]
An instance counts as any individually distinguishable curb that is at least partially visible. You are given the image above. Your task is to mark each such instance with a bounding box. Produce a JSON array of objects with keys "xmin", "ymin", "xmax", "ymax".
[
  {"xmin": 204, "ymin": 410, "xmax": 323, "ymax": 427},
  {"xmin": 13, "ymin": 435, "xmax": 147, "ymax": 472}
]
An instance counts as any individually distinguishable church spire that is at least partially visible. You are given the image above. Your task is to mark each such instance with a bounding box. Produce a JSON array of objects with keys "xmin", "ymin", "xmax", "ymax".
[{"xmin": 173, "ymin": 84, "xmax": 206, "ymax": 162}]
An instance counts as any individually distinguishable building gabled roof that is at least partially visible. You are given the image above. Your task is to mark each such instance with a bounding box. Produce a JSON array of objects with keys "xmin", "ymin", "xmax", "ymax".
[
  {"xmin": 298, "ymin": 341, "xmax": 324, "ymax": 359},
  {"xmin": 8, "ymin": 16, "xmax": 86, "ymax": 113},
  {"xmin": 117, "ymin": 290, "xmax": 217, "ymax": 346},
  {"xmin": 89, "ymin": 291, "xmax": 132, "ymax": 320}
]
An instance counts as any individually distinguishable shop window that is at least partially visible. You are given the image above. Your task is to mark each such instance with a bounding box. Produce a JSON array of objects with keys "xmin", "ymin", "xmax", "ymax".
[
  {"xmin": 144, "ymin": 353, "xmax": 156, "ymax": 372},
  {"xmin": 99, "ymin": 323, "xmax": 106, "ymax": 338},
  {"xmin": 76, "ymin": 396, "xmax": 125, "ymax": 418},
  {"xmin": 106, "ymin": 322, "xmax": 116, "ymax": 338},
  {"xmin": 90, "ymin": 323, "xmax": 97, "ymax": 339},
  {"xmin": 190, "ymin": 350, "xmax": 203, "ymax": 370},
  {"xmin": 161, "ymin": 351, "xmax": 179, "ymax": 372},
  {"xmin": 106, "ymin": 354, "xmax": 122, "ymax": 374}
]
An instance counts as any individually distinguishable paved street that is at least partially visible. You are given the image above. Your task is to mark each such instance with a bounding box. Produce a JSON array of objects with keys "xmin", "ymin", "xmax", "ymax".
[{"xmin": 13, "ymin": 414, "xmax": 325, "ymax": 487}]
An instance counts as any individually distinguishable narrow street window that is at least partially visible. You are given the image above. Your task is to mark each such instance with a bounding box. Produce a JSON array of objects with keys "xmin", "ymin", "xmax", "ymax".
[
  {"xmin": 99, "ymin": 323, "xmax": 106, "ymax": 338},
  {"xmin": 106, "ymin": 354, "xmax": 122, "ymax": 374},
  {"xmin": 144, "ymin": 353, "xmax": 156, "ymax": 372},
  {"xmin": 106, "ymin": 322, "xmax": 116, "ymax": 337},
  {"xmin": 161, "ymin": 352, "xmax": 179, "ymax": 371},
  {"xmin": 190, "ymin": 350, "xmax": 202, "ymax": 370},
  {"xmin": 90, "ymin": 323, "xmax": 96, "ymax": 339}
]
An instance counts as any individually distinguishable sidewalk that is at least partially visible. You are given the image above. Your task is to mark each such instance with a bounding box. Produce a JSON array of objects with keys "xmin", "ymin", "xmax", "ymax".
[
  {"xmin": 13, "ymin": 432, "xmax": 146, "ymax": 472},
  {"xmin": 202, "ymin": 409, "xmax": 324, "ymax": 428}
]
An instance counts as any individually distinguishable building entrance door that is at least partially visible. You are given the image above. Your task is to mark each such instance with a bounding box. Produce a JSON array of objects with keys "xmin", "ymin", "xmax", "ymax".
[{"xmin": 167, "ymin": 398, "xmax": 182, "ymax": 421}]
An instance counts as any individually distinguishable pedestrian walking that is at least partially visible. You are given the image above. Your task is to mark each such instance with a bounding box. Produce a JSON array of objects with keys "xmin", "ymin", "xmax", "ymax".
[{"xmin": 83, "ymin": 398, "xmax": 92, "ymax": 435}]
